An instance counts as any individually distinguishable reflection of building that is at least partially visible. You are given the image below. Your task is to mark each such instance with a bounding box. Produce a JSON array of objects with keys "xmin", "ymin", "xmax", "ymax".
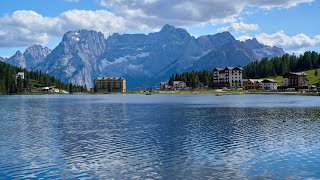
[
  {"xmin": 283, "ymin": 72, "xmax": 309, "ymax": 90},
  {"xmin": 173, "ymin": 81, "xmax": 186, "ymax": 90},
  {"xmin": 243, "ymin": 79, "xmax": 263, "ymax": 90},
  {"xmin": 213, "ymin": 67, "xmax": 243, "ymax": 88},
  {"xmin": 262, "ymin": 79, "xmax": 277, "ymax": 90},
  {"xmin": 16, "ymin": 72, "xmax": 25, "ymax": 80},
  {"xmin": 95, "ymin": 77, "xmax": 126, "ymax": 93}
]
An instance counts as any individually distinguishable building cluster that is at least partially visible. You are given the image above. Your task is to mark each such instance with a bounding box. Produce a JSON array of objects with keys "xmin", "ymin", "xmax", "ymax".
[
  {"xmin": 37, "ymin": 86, "xmax": 60, "ymax": 93},
  {"xmin": 160, "ymin": 66, "xmax": 314, "ymax": 92},
  {"xmin": 92, "ymin": 69, "xmax": 314, "ymax": 93},
  {"xmin": 160, "ymin": 81, "xmax": 191, "ymax": 91},
  {"xmin": 94, "ymin": 77, "xmax": 126, "ymax": 93}
]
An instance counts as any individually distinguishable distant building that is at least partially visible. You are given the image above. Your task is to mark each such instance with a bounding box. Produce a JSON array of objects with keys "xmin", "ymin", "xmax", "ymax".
[
  {"xmin": 37, "ymin": 86, "xmax": 60, "ymax": 93},
  {"xmin": 160, "ymin": 81, "xmax": 188, "ymax": 91},
  {"xmin": 262, "ymin": 79, "xmax": 278, "ymax": 90},
  {"xmin": 283, "ymin": 72, "xmax": 309, "ymax": 90},
  {"xmin": 94, "ymin": 77, "xmax": 126, "ymax": 93},
  {"xmin": 160, "ymin": 82, "xmax": 170, "ymax": 91},
  {"xmin": 243, "ymin": 79, "xmax": 263, "ymax": 90},
  {"xmin": 48, "ymin": 87, "xmax": 60, "ymax": 93},
  {"xmin": 212, "ymin": 67, "xmax": 243, "ymax": 89},
  {"xmin": 173, "ymin": 81, "xmax": 187, "ymax": 90},
  {"xmin": 16, "ymin": 72, "xmax": 25, "ymax": 80}
]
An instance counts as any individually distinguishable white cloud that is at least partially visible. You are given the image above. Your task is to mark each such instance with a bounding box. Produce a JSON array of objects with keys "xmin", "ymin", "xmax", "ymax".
[
  {"xmin": 218, "ymin": 22, "xmax": 259, "ymax": 33},
  {"xmin": 99, "ymin": 0, "xmax": 314, "ymax": 27},
  {"xmin": 0, "ymin": 0, "xmax": 315, "ymax": 49},
  {"xmin": 0, "ymin": 10, "xmax": 147, "ymax": 47},
  {"xmin": 237, "ymin": 35, "xmax": 254, "ymax": 41},
  {"xmin": 256, "ymin": 31, "xmax": 320, "ymax": 53},
  {"xmin": 236, "ymin": 32, "xmax": 320, "ymax": 53},
  {"xmin": 248, "ymin": 0, "xmax": 313, "ymax": 9}
]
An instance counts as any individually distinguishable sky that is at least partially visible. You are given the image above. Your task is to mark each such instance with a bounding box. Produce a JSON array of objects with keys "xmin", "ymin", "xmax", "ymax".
[{"xmin": 0, "ymin": 0, "xmax": 319, "ymax": 57}]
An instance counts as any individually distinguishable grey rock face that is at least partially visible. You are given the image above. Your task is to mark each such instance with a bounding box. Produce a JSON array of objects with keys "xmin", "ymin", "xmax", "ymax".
[
  {"xmin": 39, "ymin": 30, "xmax": 107, "ymax": 87},
  {"xmin": 6, "ymin": 51, "xmax": 26, "ymax": 68},
  {"xmin": 2, "ymin": 25, "xmax": 285, "ymax": 89},
  {"xmin": 24, "ymin": 45, "xmax": 51, "ymax": 67}
]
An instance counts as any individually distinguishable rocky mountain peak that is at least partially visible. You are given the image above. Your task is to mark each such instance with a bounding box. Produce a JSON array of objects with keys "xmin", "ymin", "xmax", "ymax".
[
  {"xmin": 14, "ymin": 50, "xmax": 23, "ymax": 56},
  {"xmin": 23, "ymin": 45, "xmax": 51, "ymax": 67},
  {"xmin": 1, "ymin": 26, "xmax": 285, "ymax": 89},
  {"xmin": 6, "ymin": 50, "xmax": 26, "ymax": 68},
  {"xmin": 245, "ymin": 38, "xmax": 264, "ymax": 49}
]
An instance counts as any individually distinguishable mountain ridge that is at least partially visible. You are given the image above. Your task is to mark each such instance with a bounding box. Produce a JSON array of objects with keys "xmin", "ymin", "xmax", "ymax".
[{"xmin": 2, "ymin": 24, "xmax": 285, "ymax": 89}]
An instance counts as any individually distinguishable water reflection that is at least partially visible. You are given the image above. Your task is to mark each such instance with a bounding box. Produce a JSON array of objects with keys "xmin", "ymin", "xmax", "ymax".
[{"xmin": 0, "ymin": 95, "xmax": 320, "ymax": 179}]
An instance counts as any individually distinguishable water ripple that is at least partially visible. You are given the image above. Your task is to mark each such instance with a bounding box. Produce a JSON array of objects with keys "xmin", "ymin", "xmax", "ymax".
[{"xmin": 1, "ymin": 95, "xmax": 320, "ymax": 179}]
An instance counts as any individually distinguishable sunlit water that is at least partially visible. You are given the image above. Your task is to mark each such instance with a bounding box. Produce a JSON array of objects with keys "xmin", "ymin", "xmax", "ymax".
[{"xmin": 1, "ymin": 94, "xmax": 320, "ymax": 179}]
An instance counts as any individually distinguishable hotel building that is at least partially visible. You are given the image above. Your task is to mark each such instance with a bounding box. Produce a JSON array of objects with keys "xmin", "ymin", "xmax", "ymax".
[
  {"xmin": 94, "ymin": 77, "xmax": 126, "ymax": 93},
  {"xmin": 212, "ymin": 67, "xmax": 243, "ymax": 88}
]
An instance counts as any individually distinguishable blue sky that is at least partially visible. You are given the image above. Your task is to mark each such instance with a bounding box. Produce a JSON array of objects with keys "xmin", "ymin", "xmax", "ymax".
[{"xmin": 0, "ymin": 0, "xmax": 319, "ymax": 57}]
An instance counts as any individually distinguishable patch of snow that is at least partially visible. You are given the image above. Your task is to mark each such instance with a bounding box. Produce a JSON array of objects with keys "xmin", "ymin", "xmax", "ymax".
[{"xmin": 128, "ymin": 64, "xmax": 143, "ymax": 70}]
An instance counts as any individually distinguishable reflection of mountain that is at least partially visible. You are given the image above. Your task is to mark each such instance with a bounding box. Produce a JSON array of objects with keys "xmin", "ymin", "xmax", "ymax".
[{"xmin": 2, "ymin": 25, "xmax": 284, "ymax": 89}]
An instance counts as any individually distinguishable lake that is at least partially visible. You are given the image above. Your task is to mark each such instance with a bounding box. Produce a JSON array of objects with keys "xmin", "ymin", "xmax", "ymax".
[{"xmin": 1, "ymin": 94, "xmax": 320, "ymax": 179}]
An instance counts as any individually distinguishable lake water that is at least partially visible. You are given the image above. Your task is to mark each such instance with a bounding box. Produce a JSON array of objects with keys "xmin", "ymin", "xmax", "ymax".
[{"xmin": 1, "ymin": 94, "xmax": 320, "ymax": 179}]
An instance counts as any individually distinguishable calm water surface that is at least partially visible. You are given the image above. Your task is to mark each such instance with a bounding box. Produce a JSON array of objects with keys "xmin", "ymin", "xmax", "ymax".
[{"xmin": 1, "ymin": 94, "xmax": 320, "ymax": 179}]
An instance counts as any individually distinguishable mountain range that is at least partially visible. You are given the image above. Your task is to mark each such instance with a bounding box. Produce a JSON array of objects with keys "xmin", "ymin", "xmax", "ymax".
[{"xmin": 0, "ymin": 24, "xmax": 284, "ymax": 89}]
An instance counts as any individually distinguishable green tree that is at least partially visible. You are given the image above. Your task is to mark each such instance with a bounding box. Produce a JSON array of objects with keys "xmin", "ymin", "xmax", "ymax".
[{"xmin": 69, "ymin": 83, "xmax": 74, "ymax": 94}]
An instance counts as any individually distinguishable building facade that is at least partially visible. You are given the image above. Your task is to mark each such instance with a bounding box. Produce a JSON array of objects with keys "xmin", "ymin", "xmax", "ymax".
[
  {"xmin": 212, "ymin": 67, "xmax": 243, "ymax": 89},
  {"xmin": 95, "ymin": 77, "xmax": 126, "ymax": 93},
  {"xmin": 262, "ymin": 79, "xmax": 278, "ymax": 90},
  {"xmin": 16, "ymin": 72, "xmax": 25, "ymax": 80},
  {"xmin": 283, "ymin": 72, "xmax": 309, "ymax": 90},
  {"xmin": 172, "ymin": 81, "xmax": 187, "ymax": 90},
  {"xmin": 243, "ymin": 79, "xmax": 263, "ymax": 90}
]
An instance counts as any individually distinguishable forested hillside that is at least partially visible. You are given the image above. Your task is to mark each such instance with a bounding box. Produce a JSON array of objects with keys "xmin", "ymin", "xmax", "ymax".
[
  {"xmin": 0, "ymin": 61, "xmax": 85, "ymax": 94},
  {"xmin": 168, "ymin": 51, "xmax": 320, "ymax": 87},
  {"xmin": 243, "ymin": 51, "xmax": 320, "ymax": 78}
]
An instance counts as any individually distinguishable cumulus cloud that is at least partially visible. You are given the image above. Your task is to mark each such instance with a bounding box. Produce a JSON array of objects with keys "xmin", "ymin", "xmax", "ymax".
[
  {"xmin": 99, "ymin": 0, "xmax": 313, "ymax": 27},
  {"xmin": 218, "ymin": 22, "xmax": 258, "ymax": 33},
  {"xmin": 236, "ymin": 32, "xmax": 320, "ymax": 53},
  {"xmin": 237, "ymin": 35, "xmax": 254, "ymax": 41},
  {"xmin": 0, "ymin": 0, "xmax": 315, "ymax": 48},
  {"xmin": 0, "ymin": 10, "xmax": 147, "ymax": 47},
  {"xmin": 257, "ymin": 31, "xmax": 320, "ymax": 48}
]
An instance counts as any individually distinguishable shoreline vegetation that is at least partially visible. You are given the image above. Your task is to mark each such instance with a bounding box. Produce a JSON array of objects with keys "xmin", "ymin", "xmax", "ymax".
[{"xmin": 2, "ymin": 89, "xmax": 319, "ymax": 96}]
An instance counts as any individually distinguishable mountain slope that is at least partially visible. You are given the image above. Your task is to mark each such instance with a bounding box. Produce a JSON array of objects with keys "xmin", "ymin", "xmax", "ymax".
[
  {"xmin": 2, "ymin": 25, "xmax": 285, "ymax": 89},
  {"xmin": 38, "ymin": 30, "xmax": 106, "ymax": 87}
]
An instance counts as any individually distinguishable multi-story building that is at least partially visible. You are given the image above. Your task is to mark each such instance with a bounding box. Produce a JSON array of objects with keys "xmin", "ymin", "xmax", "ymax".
[
  {"xmin": 212, "ymin": 67, "xmax": 243, "ymax": 89},
  {"xmin": 262, "ymin": 79, "xmax": 278, "ymax": 90},
  {"xmin": 283, "ymin": 72, "xmax": 309, "ymax": 90},
  {"xmin": 173, "ymin": 81, "xmax": 187, "ymax": 90},
  {"xmin": 94, "ymin": 77, "xmax": 126, "ymax": 93},
  {"xmin": 16, "ymin": 72, "xmax": 25, "ymax": 80},
  {"xmin": 243, "ymin": 79, "xmax": 263, "ymax": 90}
]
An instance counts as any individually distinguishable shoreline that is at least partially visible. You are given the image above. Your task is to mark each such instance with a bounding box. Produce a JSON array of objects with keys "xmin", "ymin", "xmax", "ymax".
[{"xmin": 1, "ymin": 90, "xmax": 320, "ymax": 96}]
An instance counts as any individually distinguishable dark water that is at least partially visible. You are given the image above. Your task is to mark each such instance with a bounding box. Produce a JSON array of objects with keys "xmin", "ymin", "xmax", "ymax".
[{"xmin": 1, "ymin": 94, "xmax": 320, "ymax": 179}]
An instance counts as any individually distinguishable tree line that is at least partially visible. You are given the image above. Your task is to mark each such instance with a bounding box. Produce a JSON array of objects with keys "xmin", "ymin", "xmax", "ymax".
[
  {"xmin": 168, "ymin": 51, "xmax": 320, "ymax": 88},
  {"xmin": 168, "ymin": 70, "xmax": 213, "ymax": 88},
  {"xmin": 243, "ymin": 51, "xmax": 320, "ymax": 78},
  {"xmin": 0, "ymin": 61, "xmax": 86, "ymax": 94}
]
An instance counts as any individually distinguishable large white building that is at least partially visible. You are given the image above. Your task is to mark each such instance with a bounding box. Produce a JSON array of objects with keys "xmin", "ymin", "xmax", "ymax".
[
  {"xmin": 173, "ymin": 81, "xmax": 187, "ymax": 90},
  {"xmin": 16, "ymin": 72, "xmax": 25, "ymax": 80},
  {"xmin": 261, "ymin": 79, "xmax": 278, "ymax": 90},
  {"xmin": 212, "ymin": 67, "xmax": 243, "ymax": 88}
]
